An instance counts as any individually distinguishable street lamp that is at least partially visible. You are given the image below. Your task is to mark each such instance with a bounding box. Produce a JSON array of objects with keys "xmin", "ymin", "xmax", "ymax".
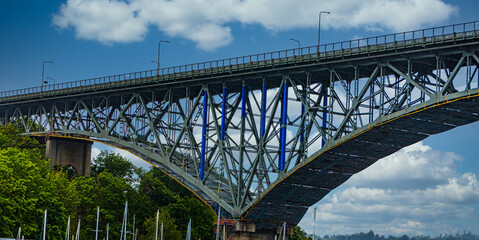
[
  {"xmin": 290, "ymin": 38, "xmax": 301, "ymax": 55},
  {"xmin": 318, "ymin": 11, "xmax": 331, "ymax": 50},
  {"xmin": 42, "ymin": 61, "xmax": 53, "ymax": 91},
  {"xmin": 155, "ymin": 40, "xmax": 169, "ymax": 75},
  {"xmin": 44, "ymin": 77, "xmax": 55, "ymax": 85}
]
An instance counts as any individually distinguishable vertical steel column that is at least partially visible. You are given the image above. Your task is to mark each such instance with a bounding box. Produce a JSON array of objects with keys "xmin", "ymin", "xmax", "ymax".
[
  {"xmin": 238, "ymin": 84, "xmax": 248, "ymax": 204},
  {"xmin": 300, "ymin": 94, "xmax": 305, "ymax": 143},
  {"xmin": 260, "ymin": 83, "xmax": 267, "ymax": 138},
  {"xmin": 241, "ymin": 85, "xmax": 247, "ymax": 119},
  {"xmin": 221, "ymin": 86, "xmax": 227, "ymax": 141},
  {"xmin": 280, "ymin": 81, "xmax": 288, "ymax": 171},
  {"xmin": 321, "ymin": 87, "xmax": 328, "ymax": 147},
  {"xmin": 200, "ymin": 90, "xmax": 208, "ymax": 180}
]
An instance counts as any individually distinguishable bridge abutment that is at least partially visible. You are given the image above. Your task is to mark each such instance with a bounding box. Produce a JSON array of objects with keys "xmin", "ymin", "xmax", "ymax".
[
  {"xmin": 227, "ymin": 222, "xmax": 293, "ymax": 240},
  {"xmin": 45, "ymin": 136, "xmax": 93, "ymax": 176}
]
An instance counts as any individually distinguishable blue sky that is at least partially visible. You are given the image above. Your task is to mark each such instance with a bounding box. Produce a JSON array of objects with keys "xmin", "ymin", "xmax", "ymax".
[{"xmin": 1, "ymin": 0, "xmax": 479, "ymax": 236}]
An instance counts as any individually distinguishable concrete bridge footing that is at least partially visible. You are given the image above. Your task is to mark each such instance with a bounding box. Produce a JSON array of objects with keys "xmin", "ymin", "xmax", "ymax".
[
  {"xmin": 227, "ymin": 222, "xmax": 293, "ymax": 240},
  {"xmin": 45, "ymin": 136, "xmax": 93, "ymax": 176}
]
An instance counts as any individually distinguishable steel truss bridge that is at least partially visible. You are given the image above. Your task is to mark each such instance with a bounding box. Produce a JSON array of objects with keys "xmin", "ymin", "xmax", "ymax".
[{"xmin": 1, "ymin": 21, "xmax": 479, "ymax": 232}]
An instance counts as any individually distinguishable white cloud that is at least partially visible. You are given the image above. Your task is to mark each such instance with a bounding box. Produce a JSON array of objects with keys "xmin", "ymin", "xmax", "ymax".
[
  {"xmin": 52, "ymin": 0, "xmax": 457, "ymax": 50},
  {"xmin": 348, "ymin": 142, "xmax": 462, "ymax": 189},
  {"xmin": 53, "ymin": 0, "xmax": 147, "ymax": 44},
  {"xmin": 91, "ymin": 146, "xmax": 101, "ymax": 160},
  {"xmin": 298, "ymin": 142, "xmax": 479, "ymax": 236}
]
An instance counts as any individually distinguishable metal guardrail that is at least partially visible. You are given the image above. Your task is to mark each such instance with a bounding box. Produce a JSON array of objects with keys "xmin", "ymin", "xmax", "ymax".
[{"xmin": 1, "ymin": 21, "xmax": 478, "ymax": 102}]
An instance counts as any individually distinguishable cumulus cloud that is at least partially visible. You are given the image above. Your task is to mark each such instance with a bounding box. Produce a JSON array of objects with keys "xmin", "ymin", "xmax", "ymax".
[
  {"xmin": 52, "ymin": 0, "xmax": 457, "ymax": 50},
  {"xmin": 298, "ymin": 142, "xmax": 479, "ymax": 236},
  {"xmin": 53, "ymin": 0, "xmax": 147, "ymax": 44},
  {"xmin": 348, "ymin": 142, "xmax": 462, "ymax": 189}
]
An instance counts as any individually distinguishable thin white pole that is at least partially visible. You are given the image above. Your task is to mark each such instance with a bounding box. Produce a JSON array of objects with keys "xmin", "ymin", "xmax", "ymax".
[
  {"xmin": 155, "ymin": 210, "xmax": 159, "ymax": 240},
  {"xmin": 95, "ymin": 207, "xmax": 100, "ymax": 240},
  {"xmin": 185, "ymin": 219, "xmax": 191, "ymax": 240},
  {"xmin": 16, "ymin": 227, "xmax": 21, "ymax": 240},
  {"xmin": 215, "ymin": 207, "xmax": 221, "ymax": 240},
  {"xmin": 121, "ymin": 201, "xmax": 128, "ymax": 240},
  {"xmin": 66, "ymin": 216, "xmax": 71, "ymax": 240},
  {"xmin": 282, "ymin": 222, "xmax": 286, "ymax": 240},
  {"xmin": 222, "ymin": 225, "xmax": 225, "ymax": 240},
  {"xmin": 75, "ymin": 219, "xmax": 81, "ymax": 240},
  {"xmin": 313, "ymin": 207, "xmax": 317, "ymax": 240},
  {"xmin": 132, "ymin": 214, "xmax": 135, "ymax": 240},
  {"xmin": 43, "ymin": 209, "xmax": 47, "ymax": 240},
  {"xmin": 160, "ymin": 222, "xmax": 163, "ymax": 240},
  {"xmin": 106, "ymin": 223, "xmax": 109, "ymax": 240},
  {"xmin": 124, "ymin": 202, "xmax": 128, "ymax": 240}
]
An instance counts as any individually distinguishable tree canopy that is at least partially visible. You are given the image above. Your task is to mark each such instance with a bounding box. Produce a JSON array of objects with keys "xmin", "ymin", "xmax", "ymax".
[{"xmin": 0, "ymin": 124, "xmax": 215, "ymax": 240}]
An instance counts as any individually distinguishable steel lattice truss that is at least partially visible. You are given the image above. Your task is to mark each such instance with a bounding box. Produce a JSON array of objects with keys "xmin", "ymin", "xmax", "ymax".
[{"xmin": 2, "ymin": 22, "xmax": 479, "ymax": 230}]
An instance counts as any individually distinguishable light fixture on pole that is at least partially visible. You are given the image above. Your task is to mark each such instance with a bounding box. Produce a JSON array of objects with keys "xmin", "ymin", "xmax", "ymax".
[
  {"xmin": 42, "ymin": 61, "xmax": 53, "ymax": 91},
  {"xmin": 44, "ymin": 77, "xmax": 55, "ymax": 85},
  {"xmin": 155, "ymin": 40, "xmax": 169, "ymax": 75},
  {"xmin": 290, "ymin": 38, "xmax": 301, "ymax": 55},
  {"xmin": 318, "ymin": 11, "xmax": 331, "ymax": 51}
]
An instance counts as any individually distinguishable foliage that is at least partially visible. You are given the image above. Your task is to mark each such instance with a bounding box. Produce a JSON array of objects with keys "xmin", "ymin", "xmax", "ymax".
[
  {"xmin": 0, "ymin": 123, "xmax": 43, "ymax": 150},
  {"xmin": 290, "ymin": 226, "xmax": 312, "ymax": 240},
  {"xmin": 323, "ymin": 230, "xmax": 479, "ymax": 240},
  {"xmin": 141, "ymin": 209, "xmax": 181, "ymax": 240},
  {"xmin": 90, "ymin": 150, "xmax": 137, "ymax": 181},
  {"xmin": 167, "ymin": 197, "xmax": 216, "ymax": 240},
  {"xmin": 0, "ymin": 125, "xmax": 76, "ymax": 239},
  {"xmin": 0, "ymin": 125, "xmax": 216, "ymax": 239},
  {"xmin": 138, "ymin": 168, "xmax": 179, "ymax": 207}
]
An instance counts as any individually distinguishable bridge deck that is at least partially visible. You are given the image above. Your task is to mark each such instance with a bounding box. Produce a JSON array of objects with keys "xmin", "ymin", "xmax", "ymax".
[{"xmin": 1, "ymin": 22, "xmax": 479, "ymax": 105}]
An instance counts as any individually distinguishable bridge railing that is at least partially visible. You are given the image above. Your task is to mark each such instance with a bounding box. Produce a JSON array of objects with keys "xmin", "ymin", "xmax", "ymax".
[{"xmin": 1, "ymin": 21, "xmax": 478, "ymax": 100}]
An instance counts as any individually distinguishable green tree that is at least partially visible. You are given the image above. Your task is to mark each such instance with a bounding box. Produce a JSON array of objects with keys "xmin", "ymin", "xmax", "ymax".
[
  {"xmin": 141, "ymin": 209, "xmax": 181, "ymax": 240},
  {"xmin": 91, "ymin": 150, "xmax": 137, "ymax": 181},
  {"xmin": 0, "ymin": 126, "xmax": 76, "ymax": 239},
  {"xmin": 138, "ymin": 168, "xmax": 179, "ymax": 207},
  {"xmin": 290, "ymin": 226, "xmax": 312, "ymax": 240},
  {"xmin": 166, "ymin": 197, "xmax": 215, "ymax": 240},
  {"xmin": 0, "ymin": 123, "xmax": 43, "ymax": 150},
  {"xmin": 72, "ymin": 171, "xmax": 137, "ymax": 240}
]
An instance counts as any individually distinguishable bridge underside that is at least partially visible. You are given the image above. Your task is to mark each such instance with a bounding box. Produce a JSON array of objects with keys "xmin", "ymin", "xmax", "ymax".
[{"xmin": 242, "ymin": 92, "xmax": 479, "ymax": 230}]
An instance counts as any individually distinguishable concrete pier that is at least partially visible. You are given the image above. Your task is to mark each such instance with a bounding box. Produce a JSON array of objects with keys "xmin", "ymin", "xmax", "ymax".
[
  {"xmin": 228, "ymin": 222, "xmax": 293, "ymax": 240},
  {"xmin": 45, "ymin": 136, "xmax": 93, "ymax": 176}
]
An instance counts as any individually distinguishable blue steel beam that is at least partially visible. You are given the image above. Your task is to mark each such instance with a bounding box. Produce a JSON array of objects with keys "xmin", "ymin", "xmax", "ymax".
[
  {"xmin": 260, "ymin": 82, "xmax": 267, "ymax": 138},
  {"xmin": 321, "ymin": 88, "xmax": 327, "ymax": 147},
  {"xmin": 200, "ymin": 90, "xmax": 208, "ymax": 180}
]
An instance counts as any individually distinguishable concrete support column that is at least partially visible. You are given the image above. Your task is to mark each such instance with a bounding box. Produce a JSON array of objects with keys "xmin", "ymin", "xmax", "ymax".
[
  {"xmin": 229, "ymin": 222, "xmax": 293, "ymax": 240},
  {"xmin": 46, "ymin": 136, "xmax": 93, "ymax": 176}
]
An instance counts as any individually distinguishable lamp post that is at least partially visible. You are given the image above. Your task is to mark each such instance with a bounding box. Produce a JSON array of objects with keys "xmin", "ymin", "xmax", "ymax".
[
  {"xmin": 318, "ymin": 11, "xmax": 330, "ymax": 51},
  {"xmin": 290, "ymin": 38, "xmax": 301, "ymax": 55},
  {"xmin": 155, "ymin": 40, "xmax": 169, "ymax": 75},
  {"xmin": 42, "ymin": 61, "xmax": 53, "ymax": 91},
  {"xmin": 44, "ymin": 77, "xmax": 56, "ymax": 89}
]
